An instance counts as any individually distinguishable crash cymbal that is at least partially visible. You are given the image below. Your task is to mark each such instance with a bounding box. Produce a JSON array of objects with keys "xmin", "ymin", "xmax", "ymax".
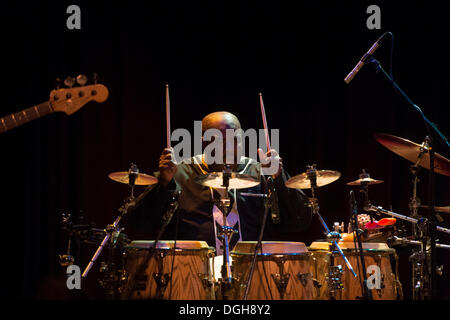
[
  {"xmin": 374, "ymin": 133, "xmax": 450, "ymax": 177},
  {"xmin": 346, "ymin": 177, "xmax": 384, "ymax": 186},
  {"xmin": 108, "ymin": 171, "xmax": 158, "ymax": 186},
  {"xmin": 285, "ymin": 170, "xmax": 341, "ymax": 189},
  {"xmin": 194, "ymin": 172, "xmax": 260, "ymax": 189},
  {"xmin": 419, "ymin": 205, "xmax": 450, "ymax": 214}
]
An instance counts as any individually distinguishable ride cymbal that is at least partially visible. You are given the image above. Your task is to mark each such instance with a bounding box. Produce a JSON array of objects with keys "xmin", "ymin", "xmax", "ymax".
[
  {"xmin": 374, "ymin": 133, "xmax": 450, "ymax": 177},
  {"xmin": 285, "ymin": 170, "xmax": 341, "ymax": 189}
]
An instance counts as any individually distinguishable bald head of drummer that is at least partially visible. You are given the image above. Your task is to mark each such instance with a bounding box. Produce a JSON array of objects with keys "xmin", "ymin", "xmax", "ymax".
[
  {"xmin": 201, "ymin": 111, "xmax": 242, "ymax": 169},
  {"xmin": 201, "ymin": 111, "xmax": 282, "ymax": 177}
]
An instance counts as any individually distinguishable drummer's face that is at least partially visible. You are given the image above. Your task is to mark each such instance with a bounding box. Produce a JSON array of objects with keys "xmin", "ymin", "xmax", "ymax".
[{"xmin": 202, "ymin": 112, "xmax": 241, "ymax": 165}]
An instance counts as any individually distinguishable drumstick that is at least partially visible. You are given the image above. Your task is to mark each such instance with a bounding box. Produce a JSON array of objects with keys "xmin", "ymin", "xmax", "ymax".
[
  {"xmin": 165, "ymin": 84, "xmax": 171, "ymax": 148},
  {"xmin": 259, "ymin": 92, "xmax": 271, "ymax": 152}
]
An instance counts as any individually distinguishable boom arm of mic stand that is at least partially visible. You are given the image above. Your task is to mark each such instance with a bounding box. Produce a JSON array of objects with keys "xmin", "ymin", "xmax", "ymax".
[{"xmin": 368, "ymin": 57, "xmax": 450, "ymax": 148}]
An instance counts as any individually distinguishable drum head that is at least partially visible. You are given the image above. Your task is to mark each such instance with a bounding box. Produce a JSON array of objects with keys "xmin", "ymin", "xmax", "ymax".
[
  {"xmin": 232, "ymin": 241, "xmax": 309, "ymax": 255},
  {"xmin": 309, "ymin": 241, "xmax": 391, "ymax": 251},
  {"xmin": 125, "ymin": 240, "xmax": 210, "ymax": 250}
]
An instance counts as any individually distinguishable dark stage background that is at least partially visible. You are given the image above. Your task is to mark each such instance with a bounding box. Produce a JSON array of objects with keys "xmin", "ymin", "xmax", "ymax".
[{"xmin": 0, "ymin": 1, "xmax": 449, "ymax": 300}]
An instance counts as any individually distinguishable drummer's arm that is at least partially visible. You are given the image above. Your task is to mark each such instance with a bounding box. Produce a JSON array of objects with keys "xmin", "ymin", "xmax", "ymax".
[{"xmin": 272, "ymin": 169, "xmax": 313, "ymax": 232}]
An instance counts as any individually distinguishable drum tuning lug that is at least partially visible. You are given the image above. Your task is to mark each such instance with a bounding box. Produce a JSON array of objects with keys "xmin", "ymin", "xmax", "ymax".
[
  {"xmin": 297, "ymin": 273, "xmax": 311, "ymax": 287},
  {"xmin": 271, "ymin": 273, "xmax": 290, "ymax": 298},
  {"xmin": 312, "ymin": 278, "xmax": 322, "ymax": 289},
  {"xmin": 198, "ymin": 273, "xmax": 213, "ymax": 288},
  {"xmin": 153, "ymin": 273, "xmax": 170, "ymax": 290}
]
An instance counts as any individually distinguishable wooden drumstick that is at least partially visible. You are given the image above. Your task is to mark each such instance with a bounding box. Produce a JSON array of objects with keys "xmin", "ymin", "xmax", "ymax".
[
  {"xmin": 259, "ymin": 92, "xmax": 271, "ymax": 152},
  {"xmin": 165, "ymin": 84, "xmax": 171, "ymax": 148}
]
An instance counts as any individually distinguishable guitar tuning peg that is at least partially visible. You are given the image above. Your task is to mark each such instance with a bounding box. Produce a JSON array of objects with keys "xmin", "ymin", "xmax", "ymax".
[
  {"xmin": 64, "ymin": 76, "xmax": 76, "ymax": 88},
  {"xmin": 92, "ymin": 73, "xmax": 99, "ymax": 84},
  {"xmin": 55, "ymin": 77, "xmax": 62, "ymax": 89},
  {"xmin": 76, "ymin": 74, "xmax": 88, "ymax": 86}
]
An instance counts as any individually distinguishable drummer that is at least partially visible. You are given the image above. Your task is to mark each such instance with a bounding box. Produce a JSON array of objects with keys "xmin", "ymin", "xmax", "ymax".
[{"xmin": 124, "ymin": 111, "xmax": 312, "ymax": 256}]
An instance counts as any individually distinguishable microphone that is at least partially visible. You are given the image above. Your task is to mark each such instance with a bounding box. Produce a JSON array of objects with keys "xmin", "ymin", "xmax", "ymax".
[
  {"xmin": 162, "ymin": 190, "xmax": 181, "ymax": 225},
  {"xmin": 344, "ymin": 32, "xmax": 389, "ymax": 84},
  {"xmin": 267, "ymin": 176, "xmax": 280, "ymax": 224},
  {"xmin": 271, "ymin": 188, "xmax": 280, "ymax": 224}
]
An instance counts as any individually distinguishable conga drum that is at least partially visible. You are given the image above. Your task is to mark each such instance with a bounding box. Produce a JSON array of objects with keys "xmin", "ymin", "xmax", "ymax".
[
  {"xmin": 120, "ymin": 240, "xmax": 215, "ymax": 300},
  {"xmin": 230, "ymin": 241, "xmax": 314, "ymax": 300},
  {"xmin": 308, "ymin": 241, "xmax": 403, "ymax": 300}
]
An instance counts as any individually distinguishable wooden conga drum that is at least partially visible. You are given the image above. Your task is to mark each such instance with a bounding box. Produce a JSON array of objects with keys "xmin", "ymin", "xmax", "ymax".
[
  {"xmin": 120, "ymin": 240, "xmax": 215, "ymax": 300},
  {"xmin": 308, "ymin": 241, "xmax": 403, "ymax": 300},
  {"xmin": 230, "ymin": 241, "xmax": 314, "ymax": 300}
]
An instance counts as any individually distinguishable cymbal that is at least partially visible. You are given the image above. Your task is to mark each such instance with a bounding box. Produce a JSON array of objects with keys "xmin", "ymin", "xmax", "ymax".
[
  {"xmin": 374, "ymin": 133, "xmax": 450, "ymax": 177},
  {"xmin": 285, "ymin": 170, "xmax": 341, "ymax": 189},
  {"xmin": 194, "ymin": 172, "xmax": 260, "ymax": 189},
  {"xmin": 419, "ymin": 205, "xmax": 450, "ymax": 214},
  {"xmin": 346, "ymin": 177, "xmax": 384, "ymax": 186},
  {"xmin": 108, "ymin": 171, "xmax": 158, "ymax": 186}
]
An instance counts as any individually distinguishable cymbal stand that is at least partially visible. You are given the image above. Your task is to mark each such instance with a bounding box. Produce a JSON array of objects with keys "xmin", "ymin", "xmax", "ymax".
[
  {"xmin": 306, "ymin": 166, "xmax": 357, "ymax": 299},
  {"xmin": 214, "ymin": 164, "xmax": 236, "ymax": 299},
  {"xmin": 81, "ymin": 164, "xmax": 138, "ymax": 298},
  {"xmin": 409, "ymin": 138, "xmax": 428, "ymax": 238},
  {"xmin": 408, "ymin": 139, "xmax": 429, "ymax": 299},
  {"xmin": 359, "ymin": 170, "xmax": 373, "ymax": 222}
]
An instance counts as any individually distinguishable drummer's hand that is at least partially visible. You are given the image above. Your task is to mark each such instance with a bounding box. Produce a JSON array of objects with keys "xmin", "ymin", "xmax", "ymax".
[
  {"xmin": 159, "ymin": 148, "xmax": 177, "ymax": 187},
  {"xmin": 257, "ymin": 148, "xmax": 283, "ymax": 178}
]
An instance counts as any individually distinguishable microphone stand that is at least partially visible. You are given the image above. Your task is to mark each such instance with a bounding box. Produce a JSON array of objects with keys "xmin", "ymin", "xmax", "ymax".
[
  {"xmin": 243, "ymin": 175, "xmax": 271, "ymax": 300},
  {"xmin": 368, "ymin": 57, "xmax": 450, "ymax": 299},
  {"xmin": 349, "ymin": 190, "xmax": 372, "ymax": 300}
]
